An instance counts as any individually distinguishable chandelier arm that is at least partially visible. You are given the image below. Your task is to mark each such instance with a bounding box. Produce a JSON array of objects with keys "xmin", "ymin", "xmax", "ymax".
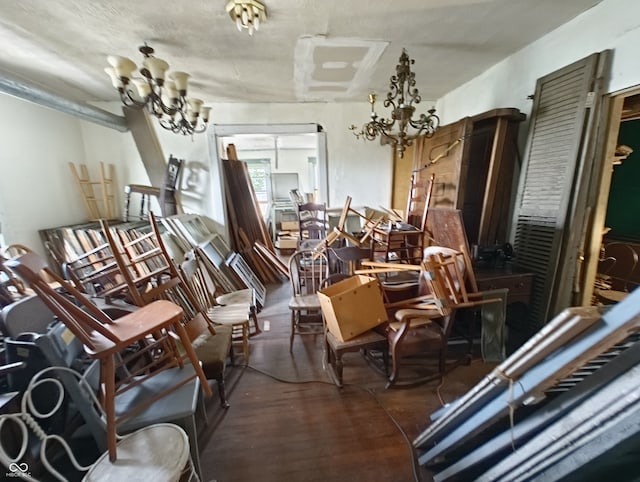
[
  {"xmin": 348, "ymin": 49, "xmax": 438, "ymax": 151},
  {"xmin": 156, "ymin": 93, "xmax": 181, "ymax": 117},
  {"xmin": 120, "ymin": 89, "xmax": 148, "ymax": 108},
  {"xmin": 157, "ymin": 118, "xmax": 177, "ymax": 132},
  {"xmin": 408, "ymin": 112, "xmax": 440, "ymax": 132},
  {"xmin": 190, "ymin": 122, "xmax": 207, "ymax": 134},
  {"xmin": 409, "ymin": 90, "xmax": 421, "ymax": 106},
  {"xmin": 373, "ymin": 117, "xmax": 396, "ymax": 131},
  {"xmin": 148, "ymin": 99, "xmax": 167, "ymax": 119},
  {"xmin": 385, "ymin": 86, "xmax": 399, "ymax": 106}
]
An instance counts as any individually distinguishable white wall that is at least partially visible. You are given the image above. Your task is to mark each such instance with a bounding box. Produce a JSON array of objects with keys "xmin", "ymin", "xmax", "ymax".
[
  {"xmin": 436, "ymin": 0, "xmax": 640, "ymax": 125},
  {"xmin": 0, "ymin": 95, "xmax": 142, "ymax": 254}
]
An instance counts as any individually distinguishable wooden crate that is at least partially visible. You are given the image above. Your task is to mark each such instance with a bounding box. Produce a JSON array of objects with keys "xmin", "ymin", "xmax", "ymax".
[{"xmin": 318, "ymin": 275, "xmax": 387, "ymax": 342}]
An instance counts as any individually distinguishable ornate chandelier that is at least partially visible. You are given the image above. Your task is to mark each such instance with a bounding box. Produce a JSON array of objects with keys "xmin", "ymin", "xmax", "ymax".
[
  {"xmin": 225, "ymin": 0, "xmax": 267, "ymax": 36},
  {"xmin": 105, "ymin": 44, "xmax": 211, "ymax": 136},
  {"xmin": 350, "ymin": 49, "xmax": 439, "ymax": 158}
]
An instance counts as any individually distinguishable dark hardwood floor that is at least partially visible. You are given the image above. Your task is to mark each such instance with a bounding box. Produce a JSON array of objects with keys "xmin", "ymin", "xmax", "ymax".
[{"xmin": 196, "ymin": 282, "xmax": 495, "ymax": 482}]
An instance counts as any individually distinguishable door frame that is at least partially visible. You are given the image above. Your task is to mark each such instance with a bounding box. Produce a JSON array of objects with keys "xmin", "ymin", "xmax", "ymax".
[{"xmin": 579, "ymin": 85, "xmax": 640, "ymax": 304}]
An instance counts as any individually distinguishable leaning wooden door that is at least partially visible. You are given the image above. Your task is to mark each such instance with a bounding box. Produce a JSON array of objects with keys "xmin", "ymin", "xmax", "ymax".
[{"xmin": 513, "ymin": 50, "xmax": 611, "ymax": 328}]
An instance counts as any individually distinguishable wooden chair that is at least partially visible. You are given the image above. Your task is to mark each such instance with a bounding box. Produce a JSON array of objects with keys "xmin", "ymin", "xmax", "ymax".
[
  {"xmin": 2, "ymin": 295, "xmax": 207, "ymax": 479},
  {"xmin": 150, "ymin": 216, "xmax": 252, "ymax": 363},
  {"xmin": 297, "ymin": 201, "xmax": 328, "ymax": 248},
  {"xmin": 372, "ymin": 226, "xmax": 425, "ymax": 264},
  {"xmin": 288, "ymin": 248, "xmax": 329, "ymax": 352},
  {"xmin": 101, "ymin": 215, "xmax": 242, "ymax": 373},
  {"xmin": 0, "ymin": 366, "xmax": 197, "ymax": 481},
  {"xmin": 2, "ymin": 244, "xmax": 59, "ymax": 290},
  {"xmin": 359, "ymin": 250, "xmax": 503, "ymax": 387},
  {"xmin": 5, "ymin": 251, "xmax": 211, "ymax": 462},
  {"xmin": 62, "ymin": 242, "xmax": 129, "ymax": 302},
  {"xmin": 0, "ymin": 253, "xmax": 27, "ymax": 307},
  {"xmin": 124, "ymin": 155, "xmax": 183, "ymax": 222},
  {"xmin": 321, "ymin": 274, "xmax": 388, "ymax": 387},
  {"xmin": 310, "ymin": 196, "xmax": 384, "ymax": 261},
  {"xmin": 178, "ymin": 250, "xmax": 240, "ymax": 406},
  {"xmin": 406, "ymin": 172, "xmax": 435, "ymax": 232},
  {"xmin": 594, "ymin": 240, "xmax": 640, "ymax": 304}
]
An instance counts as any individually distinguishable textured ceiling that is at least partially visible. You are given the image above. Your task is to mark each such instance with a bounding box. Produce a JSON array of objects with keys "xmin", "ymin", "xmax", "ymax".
[{"xmin": 0, "ymin": 0, "xmax": 602, "ymax": 106}]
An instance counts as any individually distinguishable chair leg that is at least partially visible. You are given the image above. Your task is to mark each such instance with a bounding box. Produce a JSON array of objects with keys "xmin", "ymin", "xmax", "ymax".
[
  {"xmin": 250, "ymin": 307, "xmax": 261, "ymax": 335},
  {"xmin": 140, "ymin": 194, "xmax": 147, "ymax": 219},
  {"xmin": 103, "ymin": 356, "xmax": 117, "ymax": 462},
  {"xmin": 173, "ymin": 322, "xmax": 213, "ymax": 397},
  {"xmin": 181, "ymin": 414, "xmax": 203, "ymax": 481},
  {"xmin": 217, "ymin": 376, "xmax": 230, "ymax": 409},
  {"xmin": 334, "ymin": 351, "xmax": 344, "ymax": 387},
  {"xmin": 289, "ymin": 311, "xmax": 296, "ymax": 352},
  {"xmin": 381, "ymin": 344, "xmax": 390, "ymax": 376},
  {"xmin": 228, "ymin": 344, "xmax": 236, "ymax": 367},
  {"xmin": 386, "ymin": 324, "xmax": 410, "ymax": 389},
  {"xmin": 439, "ymin": 345, "xmax": 448, "ymax": 380},
  {"xmin": 124, "ymin": 190, "xmax": 131, "ymax": 222},
  {"xmin": 387, "ymin": 345, "xmax": 401, "ymax": 388},
  {"xmin": 242, "ymin": 322, "xmax": 249, "ymax": 363}
]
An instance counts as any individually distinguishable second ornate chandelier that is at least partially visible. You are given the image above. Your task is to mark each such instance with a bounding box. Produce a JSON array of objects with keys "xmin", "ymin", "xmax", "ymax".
[
  {"xmin": 105, "ymin": 44, "xmax": 211, "ymax": 136},
  {"xmin": 350, "ymin": 49, "xmax": 440, "ymax": 158}
]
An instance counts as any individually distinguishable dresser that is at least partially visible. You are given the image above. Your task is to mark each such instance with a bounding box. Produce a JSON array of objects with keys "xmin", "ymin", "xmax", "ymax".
[
  {"xmin": 409, "ymin": 108, "xmax": 526, "ymax": 247},
  {"xmin": 475, "ymin": 268, "xmax": 534, "ymax": 306}
]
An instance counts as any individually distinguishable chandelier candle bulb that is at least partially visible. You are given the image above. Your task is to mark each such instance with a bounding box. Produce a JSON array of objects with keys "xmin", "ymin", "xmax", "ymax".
[
  {"xmin": 104, "ymin": 68, "xmax": 121, "ymax": 89},
  {"xmin": 187, "ymin": 98, "xmax": 203, "ymax": 115},
  {"xmin": 131, "ymin": 78, "xmax": 151, "ymax": 98},
  {"xmin": 170, "ymin": 71, "xmax": 190, "ymax": 93},
  {"xmin": 143, "ymin": 57, "xmax": 169, "ymax": 82},
  {"xmin": 107, "ymin": 56, "xmax": 136, "ymax": 81},
  {"xmin": 164, "ymin": 81, "xmax": 178, "ymax": 101}
]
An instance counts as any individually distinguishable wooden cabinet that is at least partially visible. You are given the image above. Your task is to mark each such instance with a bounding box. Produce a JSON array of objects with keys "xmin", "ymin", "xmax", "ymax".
[
  {"xmin": 475, "ymin": 269, "xmax": 534, "ymax": 306},
  {"xmin": 410, "ymin": 108, "xmax": 525, "ymax": 247}
]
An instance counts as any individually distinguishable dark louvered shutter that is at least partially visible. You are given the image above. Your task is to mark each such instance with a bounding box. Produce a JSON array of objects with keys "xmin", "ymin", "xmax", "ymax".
[{"xmin": 513, "ymin": 51, "xmax": 610, "ymax": 329}]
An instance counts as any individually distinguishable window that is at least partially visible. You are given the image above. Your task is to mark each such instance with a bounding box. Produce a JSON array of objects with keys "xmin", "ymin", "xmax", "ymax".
[{"xmin": 245, "ymin": 159, "xmax": 271, "ymax": 216}]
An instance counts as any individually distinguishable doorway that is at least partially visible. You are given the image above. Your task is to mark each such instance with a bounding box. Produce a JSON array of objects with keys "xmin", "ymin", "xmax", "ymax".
[
  {"xmin": 211, "ymin": 124, "xmax": 328, "ymax": 243},
  {"xmin": 582, "ymin": 89, "xmax": 640, "ymax": 304}
]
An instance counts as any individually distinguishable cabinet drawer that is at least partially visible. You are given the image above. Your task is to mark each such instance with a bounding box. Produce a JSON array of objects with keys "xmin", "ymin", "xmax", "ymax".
[{"xmin": 476, "ymin": 273, "xmax": 533, "ymax": 305}]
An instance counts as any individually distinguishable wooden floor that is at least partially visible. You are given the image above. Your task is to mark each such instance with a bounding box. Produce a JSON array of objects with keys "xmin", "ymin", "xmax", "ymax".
[{"xmin": 196, "ymin": 282, "xmax": 495, "ymax": 482}]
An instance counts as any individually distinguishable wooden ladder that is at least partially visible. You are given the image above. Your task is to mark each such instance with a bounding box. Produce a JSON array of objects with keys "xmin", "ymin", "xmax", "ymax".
[{"xmin": 69, "ymin": 162, "xmax": 117, "ymax": 221}]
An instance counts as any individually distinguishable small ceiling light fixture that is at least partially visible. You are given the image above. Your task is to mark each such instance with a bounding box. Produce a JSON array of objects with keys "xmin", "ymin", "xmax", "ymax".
[
  {"xmin": 105, "ymin": 44, "xmax": 210, "ymax": 136},
  {"xmin": 225, "ymin": 0, "xmax": 267, "ymax": 36},
  {"xmin": 350, "ymin": 49, "xmax": 439, "ymax": 158}
]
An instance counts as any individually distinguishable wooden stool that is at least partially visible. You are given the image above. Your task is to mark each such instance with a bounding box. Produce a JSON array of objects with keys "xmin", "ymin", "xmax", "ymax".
[{"xmin": 325, "ymin": 329, "xmax": 388, "ymax": 387}]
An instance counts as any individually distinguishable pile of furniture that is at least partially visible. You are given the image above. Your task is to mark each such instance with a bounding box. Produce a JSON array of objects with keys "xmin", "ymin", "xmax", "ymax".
[
  {"xmin": 0, "ymin": 210, "xmax": 274, "ymax": 479},
  {"xmin": 413, "ymin": 287, "xmax": 640, "ymax": 481}
]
